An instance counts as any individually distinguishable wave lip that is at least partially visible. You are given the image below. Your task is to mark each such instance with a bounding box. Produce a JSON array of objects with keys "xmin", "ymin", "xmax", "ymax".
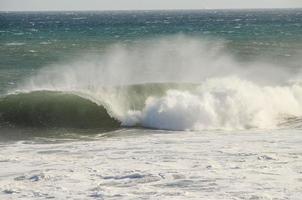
[{"xmin": 0, "ymin": 91, "xmax": 120, "ymax": 129}]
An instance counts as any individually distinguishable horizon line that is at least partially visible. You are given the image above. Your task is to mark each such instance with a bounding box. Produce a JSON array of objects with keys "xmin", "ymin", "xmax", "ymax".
[{"xmin": 1, "ymin": 7, "xmax": 302, "ymax": 12}]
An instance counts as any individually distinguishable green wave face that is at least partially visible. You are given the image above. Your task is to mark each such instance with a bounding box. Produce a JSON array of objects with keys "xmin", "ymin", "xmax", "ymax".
[
  {"xmin": 0, "ymin": 91, "xmax": 120, "ymax": 129},
  {"xmin": 0, "ymin": 83, "xmax": 197, "ymax": 130}
]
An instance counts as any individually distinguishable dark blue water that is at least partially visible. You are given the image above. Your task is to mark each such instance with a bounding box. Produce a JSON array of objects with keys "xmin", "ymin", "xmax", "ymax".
[{"xmin": 1, "ymin": 9, "xmax": 302, "ymax": 68}]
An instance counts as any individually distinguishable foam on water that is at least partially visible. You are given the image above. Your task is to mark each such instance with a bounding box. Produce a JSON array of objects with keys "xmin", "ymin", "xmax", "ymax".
[
  {"xmin": 124, "ymin": 77, "xmax": 302, "ymax": 130},
  {"xmin": 1, "ymin": 130, "xmax": 301, "ymax": 199},
  {"xmin": 5, "ymin": 42, "xmax": 26, "ymax": 46}
]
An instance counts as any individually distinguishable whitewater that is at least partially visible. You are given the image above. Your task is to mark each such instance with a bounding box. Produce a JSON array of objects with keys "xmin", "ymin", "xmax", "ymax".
[
  {"xmin": 2, "ymin": 36, "xmax": 302, "ymax": 131},
  {"xmin": 1, "ymin": 10, "xmax": 302, "ymax": 199}
]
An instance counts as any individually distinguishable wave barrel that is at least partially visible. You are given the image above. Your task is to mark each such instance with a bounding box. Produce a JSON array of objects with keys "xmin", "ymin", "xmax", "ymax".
[{"xmin": 0, "ymin": 91, "xmax": 121, "ymax": 129}]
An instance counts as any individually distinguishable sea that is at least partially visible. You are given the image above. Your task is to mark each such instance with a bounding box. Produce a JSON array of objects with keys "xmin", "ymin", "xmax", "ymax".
[{"xmin": 0, "ymin": 9, "xmax": 302, "ymax": 199}]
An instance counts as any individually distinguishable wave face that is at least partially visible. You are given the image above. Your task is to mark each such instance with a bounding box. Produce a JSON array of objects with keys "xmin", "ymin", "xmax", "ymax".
[
  {"xmin": 0, "ymin": 91, "xmax": 120, "ymax": 129},
  {"xmin": 4, "ymin": 36, "xmax": 302, "ymax": 131}
]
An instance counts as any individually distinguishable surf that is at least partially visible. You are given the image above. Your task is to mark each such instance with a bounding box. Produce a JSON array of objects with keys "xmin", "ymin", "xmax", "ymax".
[
  {"xmin": 2, "ymin": 79, "xmax": 302, "ymax": 131},
  {"xmin": 2, "ymin": 36, "xmax": 302, "ymax": 131}
]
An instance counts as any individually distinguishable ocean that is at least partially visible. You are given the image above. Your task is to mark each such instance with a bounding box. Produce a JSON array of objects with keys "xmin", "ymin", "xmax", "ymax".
[{"xmin": 0, "ymin": 9, "xmax": 302, "ymax": 199}]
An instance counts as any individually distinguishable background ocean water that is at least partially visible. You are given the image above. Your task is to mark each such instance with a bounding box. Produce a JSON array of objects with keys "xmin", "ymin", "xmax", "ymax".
[
  {"xmin": 1, "ymin": 9, "xmax": 302, "ymax": 199},
  {"xmin": 1, "ymin": 9, "xmax": 302, "ymax": 94}
]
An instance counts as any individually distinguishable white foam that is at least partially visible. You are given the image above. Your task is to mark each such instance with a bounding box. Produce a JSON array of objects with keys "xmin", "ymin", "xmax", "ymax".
[
  {"xmin": 124, "ymin": 77, "xmax": 302, "ymax": 130},
  {"xmin": 0, "ymin": 130, "xmax": 301, "ymax": 199},
  {"xmin": 5, "ymin": 42, "xmax": 25, "ymax": 46}
]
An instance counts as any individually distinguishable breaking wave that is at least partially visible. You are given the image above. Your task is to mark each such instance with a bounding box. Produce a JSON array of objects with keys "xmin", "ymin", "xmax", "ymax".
[
  {"xmin": 1, "ymin": 79, "xmax": 302, "ymax": 130},
  {"xmin": 2, "ymin": 36, "xmax": 302, "ymax": 131}
]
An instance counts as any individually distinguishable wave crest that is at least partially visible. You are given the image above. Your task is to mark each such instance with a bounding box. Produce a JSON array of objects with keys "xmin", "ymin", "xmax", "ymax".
[
  {"xmin": 123, "ymin": 77, "xmax": 302, "ymax": 130},
  {"xmin": 2, "ymin": 79, "xmax": 302, "ymax": 131}
]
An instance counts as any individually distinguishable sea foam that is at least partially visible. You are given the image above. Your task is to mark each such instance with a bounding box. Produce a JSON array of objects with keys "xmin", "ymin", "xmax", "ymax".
[{"xmin": 124, "ymin": 77, "xmax": 302, "ymax": 130}]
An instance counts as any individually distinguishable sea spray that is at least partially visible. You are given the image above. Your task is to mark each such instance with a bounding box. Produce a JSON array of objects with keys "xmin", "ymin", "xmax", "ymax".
[
  {"xmin": 16, "ymin": 35, "xmax": 298, "ymax": 90},
  {"xmin": 4, "ymin": 36, "xmax": 302, "ymax": 130}
]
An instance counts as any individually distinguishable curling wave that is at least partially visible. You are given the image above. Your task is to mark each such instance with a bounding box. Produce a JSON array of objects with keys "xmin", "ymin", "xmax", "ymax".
[
  {"xmin": 1, "ymin": 79, "xmax": 302, "ymax": 130},
  {"xmin": 0, "ymin": 91, "xmax": 120, "ymax": 129},
  {"xmin": 3, "ymin": 36, "xmax": 302, "ymax": 131}
]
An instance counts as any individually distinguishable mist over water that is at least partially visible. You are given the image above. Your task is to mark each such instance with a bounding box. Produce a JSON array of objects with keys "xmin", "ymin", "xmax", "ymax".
[
  {"xmin": 4, "ymin": 36, "xmax": 301, "ymax": 131},
  {"xmin": 18, "ymin": 36, "xmax": 300, "ymax": 87}
]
